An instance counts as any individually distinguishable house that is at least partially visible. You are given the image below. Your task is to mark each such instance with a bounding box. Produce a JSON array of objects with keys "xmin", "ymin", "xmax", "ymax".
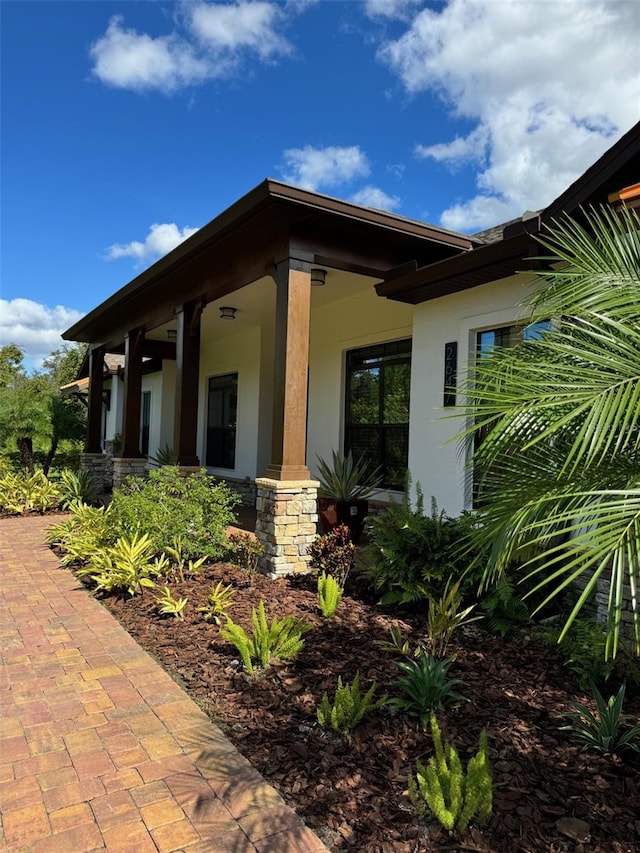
[{"xmin": 64, "ymin": 121, "xmax": 640, "ymax": 575}]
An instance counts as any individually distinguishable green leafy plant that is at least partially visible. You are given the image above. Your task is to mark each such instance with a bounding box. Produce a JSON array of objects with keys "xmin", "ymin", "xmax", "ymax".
[
  {"xmin": 308, "ymin": 524, "xmax": 355, "ymax": 587},
  {"xmin": 317, "ymin": 571, "xmax": 343, "ymax": 618},
  {"xmin": 220, "ymin": 601, "xmax": 311, "ymax": 675},
  {"xmin": 479, "ymin": 576, "xmax": 531, "ymax": 637},
  {"xmin": 366, "ymin": 486, "xmax": 478, "ymax": 606},
  {"xmin": 315, "ymin": 449, "xmax": 381, "ymax": 501},
  {"xmin": 388, "ymin": 653, "xmax": 466, "ymax": 728},
  {"xmin": 560, "ymin": 682, "xmax": 640, "ymax": 755},
  {"xmin": 58, "ymin": 468, "xmax": 100, "ymax": 508},
  {"xmin": 198, "ymin": 582, "xmax": 235, "ymax": 624},
  {"xmin": 425, "ymin": 580, "xmax": 479, "ymax": 658},
  {"xmin": 0, "ymin": 469, "xmax": 62, "ymax": 514},
  {"xmin": 317, "ymin": 673, "xmax": 385, "ymax": 735},
  {"xmin": 226, "ymin": 532, "xmax": 264, "ymax": 573},
  {"xmin": 78, "ymin": 532, "xmax": 164, "ymax": 596},
  {"xmin": 47, "ymin": 501, "xmax": 115, "ymax": 565},
  {"xmin": 110, "ymin": 466, "xmax": 238, "ymax": 560},
  {"xmin": 164, "ymin": 536, "xmax": 208, "ymax": 582},
  {"xmin": 409, "ymin": 714, "xmax": 492, "ymax": 833},
  {"xmin": 374, "ymin": 625, "xmax": 414, "ymax": 657},
  {"xmin": 154, "ymin": 586, "xmax": 188, "ymax": 620}
]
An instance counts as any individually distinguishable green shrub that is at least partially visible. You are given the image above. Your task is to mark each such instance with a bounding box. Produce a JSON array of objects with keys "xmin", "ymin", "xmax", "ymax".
[
  {"xmin": 47, "ymin": 502, "xmax": 116, "ymax": 565},
  {"xmin": 77, "ymin": 532, "xmax": 165, "ymax": 596},
  {"xmin": 317, "ymin": 571, "xmax": 343, "ymax": 618},
  {"xmin": 560, "ymin": 682, "xmax": 640, "ymax": 755},
  {"xmin": 479, "ymin": 576, "xmax": 531, "ymax": 637},
  {"xmin": 409, "ymin": 715, "xmax": 492, "ymax": 833},
  {"xmin": 317, "ymin": 673, "xmax": 385, "ymax": 735},
  {"xmin": 308, "ymin": 524, "xmax": 355, "ymax": 587},
  {"xmin": 110, "ymin": 467, "xmax": 238, "ymax": 560},
  {"xmin": 365, "ymin": 486, "xmax": 477, "ymax": 606},
  {"xmin": 57, "ymin": 468, "xmax": 100, "ymax": 508},
  {"xmin": 388, "ymin": 653, "xmax": 466, "ymax": 728},
  {"xmin": 198, "ymin": 581, "xmax": 235, "ymax": 624},
  {"xmin": 220, "ymin": 600, "xmax": 311, "ymax": 675}
]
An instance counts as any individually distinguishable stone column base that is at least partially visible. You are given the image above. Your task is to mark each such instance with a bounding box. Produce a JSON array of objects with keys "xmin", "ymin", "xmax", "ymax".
[
  {"xmin": 112, "ymin": 457, "xmax": 148, "ymax": 490},
  {"xmin": 255, "ymin": 478, "xmax": 319, "ymax": 576},
  {"xmin": 79, "ymin": 453, "xmax": 112, "ymax": 493}
]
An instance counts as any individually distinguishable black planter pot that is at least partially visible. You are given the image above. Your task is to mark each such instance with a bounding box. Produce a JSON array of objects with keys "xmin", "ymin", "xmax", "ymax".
[{"xmin": 318, "ymin": 498, "xmax": 369, "ymax": 543}]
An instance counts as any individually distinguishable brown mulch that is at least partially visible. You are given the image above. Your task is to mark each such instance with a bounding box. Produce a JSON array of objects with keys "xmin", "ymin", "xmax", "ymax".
[{"xmin": 81, "ymin": 560, "xmax": 638, "ymax": 853}]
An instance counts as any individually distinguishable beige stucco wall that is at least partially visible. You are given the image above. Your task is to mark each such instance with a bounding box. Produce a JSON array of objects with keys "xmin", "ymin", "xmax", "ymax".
[
  {"xmin": 141, "ymin": 372, "xmax": 163, "ymax": 460},
  {"xmin": 408, "ymin": 272, "xmax": 537, "ymax": 516}
]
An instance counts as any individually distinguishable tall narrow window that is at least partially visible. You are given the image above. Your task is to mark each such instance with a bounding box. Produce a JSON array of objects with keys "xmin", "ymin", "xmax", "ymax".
[
  {"xmin": 206, "ymin": 373, "xmax": 238, "ymax": 469},
  {"xmin": 345, "ymin": 339, "xmax": 411, "ymax": 490},
  {"xmin": 140, "ymin": 391, "xmax": 151, "ymax": 456}
]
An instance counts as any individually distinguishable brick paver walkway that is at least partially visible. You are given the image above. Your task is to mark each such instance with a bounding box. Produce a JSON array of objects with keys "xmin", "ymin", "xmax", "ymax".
[{"xmin": 0, "ymin": 516, "xmax": 328, "ymax": 853}]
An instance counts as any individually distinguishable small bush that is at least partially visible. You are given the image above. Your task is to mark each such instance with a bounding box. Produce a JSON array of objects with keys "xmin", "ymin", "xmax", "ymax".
[
  {"xmin": 388, "ymin": 653, "xmax": 466, "ymax": 728},
  {"xmin": 47, "ymin": 502, "xmax": 115, "ymax": 565},
  {"xmin": 77, "ymin": 532, "xmax": 164, "ymax": 596},
  {"xmin": 110, "ymin": 467, "xmax": 238, "ymax": 560},
  {"xmin": 365, "ymin": 487, "xmax": 477, "ymax": 606},
  {"xmin": 0, "ymin": 469, "xmax": 61, "ymax": 514},
  {"xmin": 308, "ymin": 524, "xmax": 354, "ymax": 587},
  {"xmin": 409, "ymin": 715, "xmax": 492, "ymax": 833},
  {"xmin": 226, "ymin": 532, "xmax": 264, "ymax": 573},
  {"xmin": 317, "ymin": 571, "xmax": 343, "ymax": 618},
  {"xmin": 221, "ymin": 600, "xmax": 311, "ymax": 675},
  {"xmin": 317, "ymin": 673, "xmax": 385, "ymax": 735},
  {"xmin": 58, "ymin": 469, "xmax": 100, "ymax": 508}
]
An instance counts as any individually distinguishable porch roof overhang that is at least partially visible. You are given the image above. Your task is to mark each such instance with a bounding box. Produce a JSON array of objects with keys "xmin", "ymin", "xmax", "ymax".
[
  {"xmin": 377, "ymin": 120, "xmax": 640, "ymax": 305},
  {"xmin": 63, "ymin": 180, "xmax": 474, "ymax": 347}
]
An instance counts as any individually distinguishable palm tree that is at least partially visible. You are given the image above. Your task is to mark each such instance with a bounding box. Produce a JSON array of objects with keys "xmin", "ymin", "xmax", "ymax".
[{"xmin": 459, "ymin": 205, "xmax": 640, "ymax": 658}]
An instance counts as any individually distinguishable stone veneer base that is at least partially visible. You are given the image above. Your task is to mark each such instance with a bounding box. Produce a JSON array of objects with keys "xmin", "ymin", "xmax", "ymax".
[
  {"xmin": 79, "ymin": 453, "xmax": 113, "ymax": 492},
  {"xmin": 112, "ymin": 457, "xmax": 148, "ymax": 490},
  {"xmin": 255, "ymin": 478, "xmax": 319, "ymax": 576}
]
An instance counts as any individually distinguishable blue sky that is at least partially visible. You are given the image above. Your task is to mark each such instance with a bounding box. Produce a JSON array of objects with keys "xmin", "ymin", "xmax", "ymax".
[{"xmin": 1, "ymin": 0, "xmax": 638, "ymax": 367}]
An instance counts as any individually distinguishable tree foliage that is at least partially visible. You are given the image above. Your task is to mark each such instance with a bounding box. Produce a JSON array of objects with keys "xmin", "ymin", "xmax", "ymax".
[{"xmin": 459, "ymin": 205, "xmax": 640, "ymax": 658}]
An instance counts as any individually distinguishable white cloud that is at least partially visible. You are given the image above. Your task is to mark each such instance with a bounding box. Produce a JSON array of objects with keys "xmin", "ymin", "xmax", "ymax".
[
  {"xmin": 90, "ymin": 16, "xmax": 211, "ymax": 92},
  {"xmin": 365, "ymin": 0, "xmax": 423, "ymax": 21},
  {"xmin": 189, "ymin": 1, "xmax": 291, "ymax": 60},
  {"xmin": 0, "ymin": 299, "xmax": 85, "ymax": 367},
  {"xmin": 105, "ymin": 222, "xmax": 200, "ymax": 264},
  {"xmin": 281, "ymin": 145, "xmax": 370, "ymax": 191},
  {"xmin": 90, "ymin": 3, "xmax": 298, "ymax": 93},
  {"xmin": 379, "ymin": 0, "xmax": 640, "ymax": 230},
  {"xmin": 351, "ymin": 185, "xmax": 401, "ymax": 211}
]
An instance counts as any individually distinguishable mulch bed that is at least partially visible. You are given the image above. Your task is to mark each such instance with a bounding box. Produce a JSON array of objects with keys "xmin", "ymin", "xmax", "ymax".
[{"xmin": 76, "ymin": 558, "xmax": 640, "ymax": 853}]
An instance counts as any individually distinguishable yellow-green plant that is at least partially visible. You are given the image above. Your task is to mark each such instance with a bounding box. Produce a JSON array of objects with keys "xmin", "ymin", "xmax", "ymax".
[
  {"xmin": 317, "ymin": 672, "xmax": 385, "ymax": 735},
  {"xmin": 154, "ymin": 586, "xmax": 188, "ymax": 620},
  {"xmin": 164, "ymin": 536, "xmax": 208, "ymax": 582},
  {"xmin": 425, "ymin": 580, "xmax": 479, "ymax": 659},
  {"xmin": 220, "ymin": 600, "xmax": 311, "ymax": 675},
  {"xmin": 78, "ymin": 532, "xmax": 162, "ymax": 596},
  {"xmin": 317, "ymin": 571, "xmax": 343, "ymax": 618},
  {"xmin": 0, "ymin": 470, "xmax": 61, "ymax": 514},
  {"xmin": 409, "ymin": 715, "xmax": 492, "ymax": 833},
  {"xmin": 198, "ymin": 582, "xmax": 235, "ymax": 625},
  {"xmin": 47, "ymin": 502, "xmax": 114, "ymax": 565}
]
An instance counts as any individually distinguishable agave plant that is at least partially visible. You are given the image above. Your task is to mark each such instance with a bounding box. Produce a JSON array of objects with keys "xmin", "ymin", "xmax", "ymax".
[
  {"xmin": 560, "ymin": 682, "xmax": 640, "ymax": 755},
  {"xmin": 315, "ymin": 450, "xmax": 381, "ymax": 501}
]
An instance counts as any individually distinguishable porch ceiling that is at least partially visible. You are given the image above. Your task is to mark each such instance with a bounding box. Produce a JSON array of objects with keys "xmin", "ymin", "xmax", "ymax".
[{"xmin": 63, "ymin": 180, "xmax": 473, "ymax": 348}]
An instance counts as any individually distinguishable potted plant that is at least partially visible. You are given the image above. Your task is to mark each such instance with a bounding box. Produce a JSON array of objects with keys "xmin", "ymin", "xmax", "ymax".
[{"xmin": 315, "ymin": 450, "xmax": 381, "ymax": 542}]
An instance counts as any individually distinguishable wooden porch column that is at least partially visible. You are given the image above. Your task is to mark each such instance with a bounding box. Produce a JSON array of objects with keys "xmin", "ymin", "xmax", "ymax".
[
  {"xmin": 265, "ymin": 260, "xmax": 312, "ymax": 480},
  {"xmin": 121, "ymin": 328, "xmax": 144, "ymax": 458},
  {"xmin": 84, "ymin": 345, "xmax": 104, "ymax": 453},
  {"xmin": 173, "ymin": 300, "xmax": 203, "ymax": 467}
]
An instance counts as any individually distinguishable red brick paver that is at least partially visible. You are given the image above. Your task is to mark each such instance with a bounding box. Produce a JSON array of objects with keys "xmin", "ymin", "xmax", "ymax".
[{"xmin": 0, "ymin": 516, "xmax": 328, "ymax": 852}]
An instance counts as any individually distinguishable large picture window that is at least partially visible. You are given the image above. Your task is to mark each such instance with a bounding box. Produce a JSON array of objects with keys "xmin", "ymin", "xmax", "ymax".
[
  {"xmin": 345, "ymin": 339, "xmax": 411, "ymax": 490},
  {"xmin": 206, "ymin": 373, "xmax": 237, "ymax": 469}
]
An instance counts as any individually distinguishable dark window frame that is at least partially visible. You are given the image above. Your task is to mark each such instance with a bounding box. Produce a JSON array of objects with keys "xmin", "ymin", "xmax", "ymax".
[
  {"xmin": 206, "ymin": 372, "xmax": 238, "ymax": 470},
  {"xmin": 344, "ymin": 338, "xmax": 411, "ymax": 491}
]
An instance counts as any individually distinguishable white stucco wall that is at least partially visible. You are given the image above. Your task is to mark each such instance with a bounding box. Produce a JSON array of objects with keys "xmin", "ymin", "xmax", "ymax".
[
  {"xmin": 408, "ymin": 273, "xmax": 537, "ymax": 516},
  {"xmin": 103, "ymin": 376, "xmax": 123, "ymax": 448},
  {"xmin": 307, "ymin": 285, "xmax": 413, "ymax": 501}
]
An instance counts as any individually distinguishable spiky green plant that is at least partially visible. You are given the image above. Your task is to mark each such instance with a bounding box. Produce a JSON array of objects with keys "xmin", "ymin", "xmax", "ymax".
[
  {"xmin": 78, "ymin": 532, "xmax": 161, "ymax": 596},
  {"xmin": 317, "ymin": 571, "xmax": 343, "ymax": 618},
  {"xmin": 425, "ymin": 580, "xmax": 479, "ymax": 658},
  {"xmin": 560, "ymin": 682, "xmax": 640, "ymax": 755},
  {"xmin": 315, "ymin": 449, "xmax": 381, "ymax": 501},
  {"xmin": 317, "ymin": 672, "xmax": 385, "ymax": 735},
  {"xmin": 388, "ymin": 653, "xmax": 466, "ymax": 729},
  {"xmin": 198, "ymin": 581, "xmax": 235, "ymax": 625},
  {"xmin": 220, "ymin": 600, "xmax": 311, "ymax": 675},
  {"xmin": 154, "ymin": 586, "xmax": 188, "ymax": 620},
  {"xmin": 409, "ymin": 715, "xmax": 492, "ymax": 833}
]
